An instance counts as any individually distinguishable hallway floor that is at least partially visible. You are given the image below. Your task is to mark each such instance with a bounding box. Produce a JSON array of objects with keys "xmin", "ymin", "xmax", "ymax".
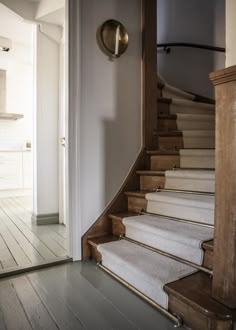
[
  {"xmin": 0, "ymin": 261, "xmax": 186, "ymax": 330},
  {"xmin": 0, "ymin": 196, "xmax": 67, "ymax": 273}
]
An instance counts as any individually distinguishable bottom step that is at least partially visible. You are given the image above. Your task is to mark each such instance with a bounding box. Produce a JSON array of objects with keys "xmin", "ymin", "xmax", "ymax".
[
  {"xmin": 88, "ymin": 237, "xmax": 233, "ymax": 329},
  {"xmin": 97, "ymin": 239, "xmax": 195, "ymax": 309}
]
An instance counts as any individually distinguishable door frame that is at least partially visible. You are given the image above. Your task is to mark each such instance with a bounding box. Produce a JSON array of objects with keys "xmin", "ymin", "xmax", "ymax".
[{"xmin": 66, "ymin": 0, "xmax": 82, "ymax": 260}]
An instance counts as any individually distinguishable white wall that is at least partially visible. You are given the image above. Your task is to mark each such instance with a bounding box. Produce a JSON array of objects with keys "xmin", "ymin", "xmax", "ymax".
[
  {"xmin": 0, "ymin": 4, "xmax": 34, "ymax": 150},
  {"xmin": 0, "ymin": 0, "xmax": 37, "ymax": 21},
  {"xmin": 79, "ymin": 0, "xmax": 142, "ymax": 234},
  {"xmin": 226, "ymin": 0, "xmax": 236, "ymax": 66},
  {"xmin": 157, "ymin": 0, "xmax": 225, "ymax": 98},
  {"xmin": 34, "ymin": 27, "xmax": 59, "ymax": 215}
]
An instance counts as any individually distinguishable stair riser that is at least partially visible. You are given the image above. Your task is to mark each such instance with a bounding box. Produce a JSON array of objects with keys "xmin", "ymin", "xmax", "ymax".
[
  {"xmin": 112, "ymin": 219, "xmax": 126, "ymax": 237},
  {"xmin": 162, "ymin": 90, "xmax": 194, "ymax": 100},
  {"xmin": 180, "ymin": 156, "xmax": 215, "ymax": 169},
  {"xmin": 158, "ymin": 102, "xmax": 215, "ymax": 117},
  {"xmin": 147, "ymin": 201, "xmax": 214, "ymax": 225},
  {"xmin": 157, "ymin": 118, "xmax": 177, "ymax": 130},
  {"xmin": 177, "ymin": 119, "xmax": 215, "ymax": 131},
  {"xmin": 128, "ymin": 196, "xmax": 147, "ymax": 213},
  {"xmin": 140, "ymin": 176, "xmax": 165, "ymax": 191},
  {"xmin": 165, "ymin": 177, "xmax": 215, "ymax": 193},
  {"xmin": 168, "ymin": 295, "xmax": 232, "ymax": 330},
  {"xmin": 170, "ymin": 104, "xmax": 215, "ymax": 116},
  {"xmin": 158, "ymin": 103, "xmax": 171, "ymax": 117},
  {"xmin": 158, "ymin": 118, "xmax": 215, "ymax": 131},
  {"xmin": 158, "ymin": 136, "xmax": 184, "ymax": 150},
  {"xmin": 158, "ymin": 136, "xmax": 215, "ymax": 150},
  {"xmin": 203, "ymin": 249, "xmax": 213, "ymax": 270},
  {"xmin": 90, "ymin": 245, "xmax": 102, "ymax": 263},
  {"xmin": 150, "ymin": 155, "xmax": 180, "ymax": 170}
]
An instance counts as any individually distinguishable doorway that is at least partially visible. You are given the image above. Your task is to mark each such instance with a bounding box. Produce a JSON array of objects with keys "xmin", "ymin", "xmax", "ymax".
[{"xmin": 0, "ymin": 2, "xmax": 69, "ymax": 274}]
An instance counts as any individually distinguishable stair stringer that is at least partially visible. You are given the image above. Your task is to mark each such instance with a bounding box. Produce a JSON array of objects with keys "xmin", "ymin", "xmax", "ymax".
[{"xmin": 82, "ymin": 148, "xmax": 147, "ymax": 259}]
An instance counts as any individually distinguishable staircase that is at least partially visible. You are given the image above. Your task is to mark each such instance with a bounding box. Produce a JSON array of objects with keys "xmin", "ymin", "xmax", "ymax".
[{"xmin": 86, "ymin": 81, "xmax": 234, "ymax": 329}]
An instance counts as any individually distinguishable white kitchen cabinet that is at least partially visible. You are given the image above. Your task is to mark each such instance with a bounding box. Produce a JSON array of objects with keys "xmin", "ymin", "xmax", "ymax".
[
  {"xmin": 0, "ymin": 152, "xmax": 23, "ymax": 190},
  {"xmin": 0, "ymin": 151, "xmax": 32, "ymax": 190},
  {"xmin": 22, "ymin": 151, "xmax": 32, "ymax": 188}
]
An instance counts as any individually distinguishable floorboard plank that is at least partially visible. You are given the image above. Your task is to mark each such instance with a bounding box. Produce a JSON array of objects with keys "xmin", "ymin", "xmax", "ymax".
[
  {"xmin": 0, "ymin": 234, "xmax": 17, "ymax": 269},
  {"xmin": 0, "ymin": 200, "xmax": 57, "ymax": 260},
  {"xmin": 28, "ymin": 264, "xmax": 138, "ymax": 330},
  {"xmin": 13, "ymin": 196, "xmax": 32, "ymax": 213},
  {"xmin": 3, "ymin": 199, "xmax": 67, "ymax": 256},
  {"xmin": 0, "ymin": 208, "xmax": 44, "ymax": 264},
  {"xmin": 79, "ymin": 261, "xmax": 177, "ymax": 330},
  {"xmin": 11, "ymin": 276, "xmax": 59, "ymax": 330},
  {"xmin": 0, "ymin": 308, "xmax": 6, "ymax": 330},
  {"xmin": 0, "ymin": 223, "xmax": 31, "ymax": 267},
  {"xmin": 7, "ymin": 198, "xmax": 67, "ymax": 248},
  {"xmin": 49, "ymin": 224, "xmax": 67, "ymax": 239},
  {"xmin": 27, "ymin": 273, "xmax": 85, "ymax": 329},
  {"xmin": 0, "ymin": 279, "xmax": 32, "ymax": 330}
]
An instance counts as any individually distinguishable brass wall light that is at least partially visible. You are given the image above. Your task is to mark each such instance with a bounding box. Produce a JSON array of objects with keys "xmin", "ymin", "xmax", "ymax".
[{"xmin": 98, "ymin": 19, "xmax": 129, "ymax": 59}]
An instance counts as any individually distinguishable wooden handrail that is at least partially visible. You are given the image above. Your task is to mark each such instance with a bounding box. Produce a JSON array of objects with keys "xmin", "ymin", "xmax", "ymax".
[{"xmin": 157, "ymin": 42, "xmax": 225, "ymax": 54}]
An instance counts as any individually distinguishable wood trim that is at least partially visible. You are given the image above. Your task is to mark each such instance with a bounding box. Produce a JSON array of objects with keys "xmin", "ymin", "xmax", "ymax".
[
  {"xmin": 0, "ymin": 257, "xmax": 72, "ymax": 279},
  {"xmin": 142, "ymin": 0, "xmax": 157, "ymax": 148},
  {"xmin": 210, "ymin": 65, "xmax": 236, "ymax": 308},
  {"xmin": 67, "ymin": 0, "xmax": 82, "ymax": 260},
  {"xmin": 210, "ymin": 65, "xmax": 236, "ymax": 86},
  {"xmin": 82, "ymin": 148, "xmax": 147, "ymax": 259}
]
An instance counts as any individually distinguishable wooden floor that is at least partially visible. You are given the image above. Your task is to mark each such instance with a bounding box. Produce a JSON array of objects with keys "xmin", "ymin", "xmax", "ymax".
[
  {"xmin": 0, "ymin": 196, "xmax": 67, "ymax": 273},
  {"xmin": 0, "ymin": 261, "xmax": 187, "ymax": 329}
]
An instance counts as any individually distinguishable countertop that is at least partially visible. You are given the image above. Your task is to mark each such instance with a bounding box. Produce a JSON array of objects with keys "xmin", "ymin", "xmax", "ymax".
[{"xmin": 0, "ymin": 150, "xmax": 31, "ymax": 152}]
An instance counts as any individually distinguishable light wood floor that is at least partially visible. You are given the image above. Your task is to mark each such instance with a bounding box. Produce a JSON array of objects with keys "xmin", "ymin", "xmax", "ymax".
[
  {"xmin": 0, "ymin": 196, "xmax": 67, "ymax": 272},
  {"xmin": 0, "ymin": 261, "xmax": 186, "ymax": 330}
]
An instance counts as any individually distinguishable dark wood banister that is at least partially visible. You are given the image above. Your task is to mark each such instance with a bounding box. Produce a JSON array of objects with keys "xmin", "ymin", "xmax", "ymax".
[{"xmin": 157, "ymin": 42, "xmax": 225, "ymax": 53}]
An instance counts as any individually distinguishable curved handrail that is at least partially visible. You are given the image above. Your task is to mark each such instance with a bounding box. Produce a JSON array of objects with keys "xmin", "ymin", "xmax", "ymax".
[{"xmin": 157, "ymin": 42, "xmax": 225, "ymax": 53}]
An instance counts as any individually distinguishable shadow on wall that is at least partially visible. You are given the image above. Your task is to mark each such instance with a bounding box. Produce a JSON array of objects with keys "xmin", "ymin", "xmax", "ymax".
[
  {"xmin": 103, "ymin": 1, "xmax": 142, "ymax": 205},
  {"xmin": 157, "ymin": 0, "xmax": 226, "ymax": 98},
  {"xmin": 103, "ymin": 52, "xmax": 141, "ymax": 205}
]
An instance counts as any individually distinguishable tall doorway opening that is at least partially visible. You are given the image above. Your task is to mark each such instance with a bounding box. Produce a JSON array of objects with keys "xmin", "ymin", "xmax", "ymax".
[{"xmin": 0, "ymin": 1, "xmax": 69, "ymax": 274}]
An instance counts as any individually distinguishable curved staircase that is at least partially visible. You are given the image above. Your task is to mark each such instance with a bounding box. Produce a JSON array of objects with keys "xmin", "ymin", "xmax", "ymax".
[{"xmin": 87, "ymin": 82, "xmax": 234, "ymax": 329}]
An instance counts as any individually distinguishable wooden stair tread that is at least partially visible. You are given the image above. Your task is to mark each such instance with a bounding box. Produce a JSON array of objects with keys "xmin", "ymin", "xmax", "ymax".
[
  {"xmin": 165, "ymin": 272, "xmax": 232, "ymax": 320},
  {"xmin": 109, "ymin": 212, "xmax": 138, "ymax": 221},
  {"xmin": 136, "ymin": 170, "xmax": 165, "ymax": 176},
  {"xmin": 88, "ymin": 235, "xmax": 119, "ymax": 248},
  {"xmin": 202, "ymin": 240, "xmax": 214, "ymax": 251},
  {"xmin": 146, "ymin": 150, "xmax": 180, "ymax": 155},
  {"xmin": 124, "ymin": 191, "xmax": 150, "ymax": 198}
]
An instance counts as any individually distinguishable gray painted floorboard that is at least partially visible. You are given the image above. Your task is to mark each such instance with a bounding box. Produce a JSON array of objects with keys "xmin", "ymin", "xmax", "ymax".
[
  {"xmin": 0, "ymin": 197, "xmax": 67, "ymax": 272},
  {"xmin": 0, "ymin": 261, "xmax": 187, "ymax": 330}
]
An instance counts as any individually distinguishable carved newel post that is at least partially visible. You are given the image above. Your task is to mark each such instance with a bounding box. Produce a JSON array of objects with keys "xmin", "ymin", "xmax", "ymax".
[{"xmin": 210, "ymin": 66, "xmax": 236, "ymax": 308}]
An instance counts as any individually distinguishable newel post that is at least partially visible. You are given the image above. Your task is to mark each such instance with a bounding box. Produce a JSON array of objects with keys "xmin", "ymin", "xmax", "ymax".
[{"xmin": 210, "ymin": 65, "xmax": 236, "ymax": 308}]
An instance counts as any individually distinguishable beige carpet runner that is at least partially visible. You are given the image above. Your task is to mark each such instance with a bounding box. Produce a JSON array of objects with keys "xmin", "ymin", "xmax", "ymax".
[{"xmin": 98, "ymin": 79, "xmax": 215, "ymax": 310}]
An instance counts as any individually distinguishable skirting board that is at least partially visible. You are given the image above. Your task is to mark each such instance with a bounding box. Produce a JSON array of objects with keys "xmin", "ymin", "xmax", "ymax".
[{"xmin": 32, "ymin": 213, "xmax": 59, "ymax": 225}]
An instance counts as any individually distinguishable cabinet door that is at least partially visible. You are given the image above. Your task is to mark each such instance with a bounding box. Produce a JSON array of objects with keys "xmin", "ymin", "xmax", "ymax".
[
  {"xmin": 22, "ymin": 152, "xmax": 32, "ymax": 189},
  {"xmin": 0, "ymin": 153, "xmax": 23, "ymax": 190}
]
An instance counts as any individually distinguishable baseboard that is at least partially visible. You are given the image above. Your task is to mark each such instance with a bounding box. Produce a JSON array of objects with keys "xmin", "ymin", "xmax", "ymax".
[{"xmin": 32, "ymin": 212, "xmax": 59, "ymax": 225}]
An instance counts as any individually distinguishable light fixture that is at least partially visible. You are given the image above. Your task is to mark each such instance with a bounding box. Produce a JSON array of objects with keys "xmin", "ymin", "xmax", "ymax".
[{"xmin": 98, "ymin": 19, "xmax": 128, "ymax": 59}]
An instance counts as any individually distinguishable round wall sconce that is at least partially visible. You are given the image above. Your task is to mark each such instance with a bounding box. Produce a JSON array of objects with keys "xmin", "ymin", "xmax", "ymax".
[{"xmin": 98, "ymin": 19, "xmax": 129, "ymax": 59}]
